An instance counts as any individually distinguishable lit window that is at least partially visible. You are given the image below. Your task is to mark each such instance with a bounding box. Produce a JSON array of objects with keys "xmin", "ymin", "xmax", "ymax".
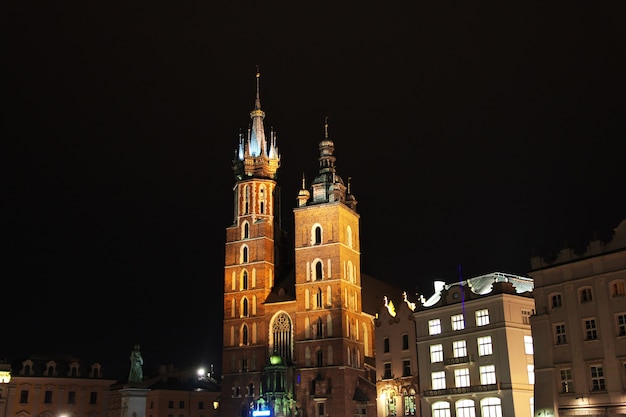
[
  {"xmin": 403, "ymin": 390, "xmax": 417, "ymax": 416},
  {"xmin": 431, "ymin": 371, "xmax": 446, "ymax": 390},
  {"xmin": 455, "ymin": 399, "xmax": 475, "ymax": 417},
  {"xmin": 454, "ymin": 368, "xmax": 470, "ymax": 387},
  {"xmin": 616, "ymin": 313, "xmax": 626, "ymax": 337},
  {"xmin": 451, "ymin": 314, "xmax": 465, "ymax": 331},
  {"xmin": 480, "ymin": 397, "xmax": 502, "ymax": 417},
  {"xmin": 555, "ymin": 324, "xmax": 567, "ymax": 345},
  {"xmin": 429, "ymin": 319, "xmax": 442, "ymax": 335},
  {"xmin": 524, "ymin": 335, "xmax": 533, "ymax": 354},
  {"xmin": 477, "ymin": 336, "xmax": 493, "ymax": 356},
  {"xmin": 453, "ymin": 340, "xmax": 467, "ymax": 358},
  {"xmin": 559, "ymin": 368, "xmax": 573, "ymax": 393},
  {"xmin": 527, "ymin": 364, "xmax": 535, "ymax": 384},
  {"xmin": 479, "ymin": 365, "xmax": 496, "ymax": 385},
  {"xmin": 475, "ymin": 309, "xmax": 489, "ymax": 326},
  {"xmin": 430, "ymin": 344, "xmax": 444, "ymax": 363},
  {"xmin": 590, "ymin": 366, "xmax": 605, "ymax": 391},
  {"xmin": 580, "ymin": 287, "xmax": 593, "ymax": 303},
  {"xmin": 584, "ymin": 319, "xmax": 598, "ymax": 340},
  {"xmin": 551, "ymin": 293, "xmax": 563, "ymax": 308},
  {"xmin": 432, "ymin": 401, "xmax": 451, "ymax": 417}
]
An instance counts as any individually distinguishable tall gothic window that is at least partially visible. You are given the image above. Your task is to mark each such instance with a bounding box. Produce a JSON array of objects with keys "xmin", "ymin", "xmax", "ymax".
[{"xmin": 271, "ymin": 312, "xmax": 293, "ymax": 362}]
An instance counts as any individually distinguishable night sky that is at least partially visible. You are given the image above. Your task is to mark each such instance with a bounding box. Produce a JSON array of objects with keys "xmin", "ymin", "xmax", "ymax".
[{"xmin": 4, "ymin": 1, "xmax": 626, "ymax": 381}]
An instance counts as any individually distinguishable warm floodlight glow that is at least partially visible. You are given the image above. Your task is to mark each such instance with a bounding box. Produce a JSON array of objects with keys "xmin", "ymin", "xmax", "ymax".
[{"xmin": 0, "ymin": 371, "xmax": 10, "ymax": 383}]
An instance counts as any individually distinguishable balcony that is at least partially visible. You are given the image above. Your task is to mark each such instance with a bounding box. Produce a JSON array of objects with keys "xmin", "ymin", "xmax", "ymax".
[
  {"xmin": 423, "ymin": 383, "xmax": 499, "ymax": 397},
  {"xmin": 444, "ymin": 355, "xmax": 471, "ymax": 366}
]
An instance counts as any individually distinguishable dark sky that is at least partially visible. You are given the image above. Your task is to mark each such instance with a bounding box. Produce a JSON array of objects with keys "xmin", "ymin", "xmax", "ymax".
[{"xmin": 4, "ymin": 1, "xmax": 626, "ymax": 381}]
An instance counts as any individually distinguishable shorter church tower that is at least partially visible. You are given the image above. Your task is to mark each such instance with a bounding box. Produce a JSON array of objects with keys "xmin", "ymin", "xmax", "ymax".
[{"xmin": 292, "ymin": 119, "xmax": 375, "ymax": 417}]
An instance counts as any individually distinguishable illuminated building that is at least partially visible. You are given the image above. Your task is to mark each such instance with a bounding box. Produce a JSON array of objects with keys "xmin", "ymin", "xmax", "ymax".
[
  {"xmin": 530, "ymin": 219, "xmax": 626, "ymax": 417},
  {"xmin": 2, "ymin": 354, "xmax": 115, "ymax": 417},
  {"xmin": 411, "ymin": 272, "xmax": 535, "ymax": 417},
  {"xmin": 374, "ymin": 293, "xmax": 420, "ymax": 417},
  {"xmin": 220, "ymin": 71, "xmax": 399, "ymax": 417}
]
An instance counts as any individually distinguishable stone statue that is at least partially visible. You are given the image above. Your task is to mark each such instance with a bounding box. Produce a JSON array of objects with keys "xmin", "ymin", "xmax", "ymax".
[{"xmin": 128, "ymin": 344, "xmax": 144, "ymax": 383}]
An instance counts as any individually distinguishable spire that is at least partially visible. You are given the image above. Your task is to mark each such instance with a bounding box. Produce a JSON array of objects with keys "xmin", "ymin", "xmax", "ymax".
[{"xmin": 232, "ymin": 68, "xmax": 280, "ymax": 180}]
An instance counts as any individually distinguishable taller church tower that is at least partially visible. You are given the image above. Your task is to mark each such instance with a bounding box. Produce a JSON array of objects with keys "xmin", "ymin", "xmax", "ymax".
[{"xmin": 221, "ymin": 72, "xmax": 377, "ymax": 417}]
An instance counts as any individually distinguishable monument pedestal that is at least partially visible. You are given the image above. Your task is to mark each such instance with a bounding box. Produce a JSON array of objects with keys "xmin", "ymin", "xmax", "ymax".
[{"xmin": 119, "ymin": 385, "xmax": 149, "ymax": 417}]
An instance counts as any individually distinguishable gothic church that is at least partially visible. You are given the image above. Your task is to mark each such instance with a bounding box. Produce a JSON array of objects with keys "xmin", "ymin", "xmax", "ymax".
[{"xmin": 221, "ymin": 71, "xmax": 394, "ymax": 417}]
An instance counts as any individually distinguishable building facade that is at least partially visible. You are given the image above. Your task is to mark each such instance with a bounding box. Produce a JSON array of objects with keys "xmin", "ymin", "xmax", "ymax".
[
  {"xmin": 530, "ymin": 219, "xmax": 626, "ymax": 417},
  {"xmin": 220, "ymin": 72, "xmax": 381, "ymax": 417},
  {"xmin": 413, "ymin": 272, "xmax": 535, "ymax": 417},
  {"xmin": 1, "ymin": 354, "xmax": 116, "ymax": 417},
  {"xmin": 374, "ymin": 293, "xmax": 419, "ymax": 417}
]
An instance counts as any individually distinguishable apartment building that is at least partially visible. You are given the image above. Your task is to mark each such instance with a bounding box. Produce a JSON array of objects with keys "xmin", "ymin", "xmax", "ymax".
[
  {"xmin": 1, "ymin": 354, "xmax": 116, "ymax": 417},
  {"xmin": 414, "ymin": 272, "xmax": 535, "ymax": 417},
  {"xmin": 530, "ymin": 219, "xmax": 626, "ymax": 417},
  {"xmin": 374, "ymin": 293, "xmax": 420, "ymax": 417}
]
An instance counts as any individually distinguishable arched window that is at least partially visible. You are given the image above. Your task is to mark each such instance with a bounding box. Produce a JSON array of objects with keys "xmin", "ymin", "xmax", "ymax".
[
  {"xmin": 270, "ymin": 312, "xmax": 293, "ymax": 362},
  {"xmin": 241, "ymin": 270, "xmax": 248, "ymax": 290},
  {"xmin": 579, "ymin": 286, "xmax": 593, "ymax": 303},
  {"xmin": 455, "ymin": 399, "xmax": 476, "ymax": 417},
  {"xmin": 347, "ymin": 261, "xmax": 354, "ymax": 283},
  {"xmin": 316, "ymin": 348, "xmax": 323, "ymax": 367},
  {"xmin": 259, "ymin": 185, "xmax": 266, "ymax": 214},
  {"xmin": 243, "ymin": 185, "xmax": 250, "ymax": 214},
  {"xmin": 550, "ymin": 292, "xmax": 563, "ymax": 309},
  {"xmin": 241, "ymin": 298, "xmax": 249, "ymax": 317},
  {"xmin": 243, "ymin": 222, "xmax": 250, "ymax": 239},
  {"xmin": 346, "ymin": 225, "xmax": 353, "ymax": 248},
  {"xmin": 480, "ymin": 397, "xmax": 502, "ymax": 417},
  {"xmin": 432, "ymin": 401, "xmax": 451, "ymax": 417},
  {"xmin": 326, "ymin": 286, "xmax": 332, "ymax": 307},
  {"xmin": 241, "ymin": 245, "xmax": 249, "ymax": 263},
  {"xmin": 316, "ymin": 288, "xmax": 323, "ymax": 309},
  {"xmin": 610, "ymin": 279, "xmax": 625, "ymax": 297},
  {"xmin": 385, "ymin": 390, "xmax": 397, "ymax": 417},
  {"xmin": 403, "ymin": 388, "xmax": 417, "ymax": 416},
  {"xmin": 242, "ymin": 324, "xmax": 248, "ymax": 345},
  {"xmin": 314, "ymin": 225, "xmax": 322, "ymax": 245},
  {"xmin": 316, "ymin": 318, "xmax": 323, "ymax": 338},
  {"xmin": 315, "ymin": 261, "xmax": 323, "ymax": 280}
]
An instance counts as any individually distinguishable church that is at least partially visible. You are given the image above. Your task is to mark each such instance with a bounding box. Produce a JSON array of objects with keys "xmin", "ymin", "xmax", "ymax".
[{"xmin": 220, "ymin": 71, "xmax": 399, "ymax": 417}]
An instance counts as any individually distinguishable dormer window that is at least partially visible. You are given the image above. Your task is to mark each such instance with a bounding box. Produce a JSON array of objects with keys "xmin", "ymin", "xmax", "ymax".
[
  {"xmin": 90, "ymin": 364, "xmax": 102, "ymax": 378},
  {"xmin": 69, "ymin": 361, "xmax": 80, "ymax": 377},
  {"xmin": 45, "ymin": 361, "xmax": 57, "ymax": 377}
]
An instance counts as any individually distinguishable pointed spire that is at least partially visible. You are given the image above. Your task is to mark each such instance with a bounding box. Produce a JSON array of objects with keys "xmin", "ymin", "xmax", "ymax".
[
  {"xmin": 232, "ymin": 68, "xmax": 280, "ymax": 180},
  {"xmin": 324, "ymin": 116, "xmax": 329, "ymax": 139}
]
